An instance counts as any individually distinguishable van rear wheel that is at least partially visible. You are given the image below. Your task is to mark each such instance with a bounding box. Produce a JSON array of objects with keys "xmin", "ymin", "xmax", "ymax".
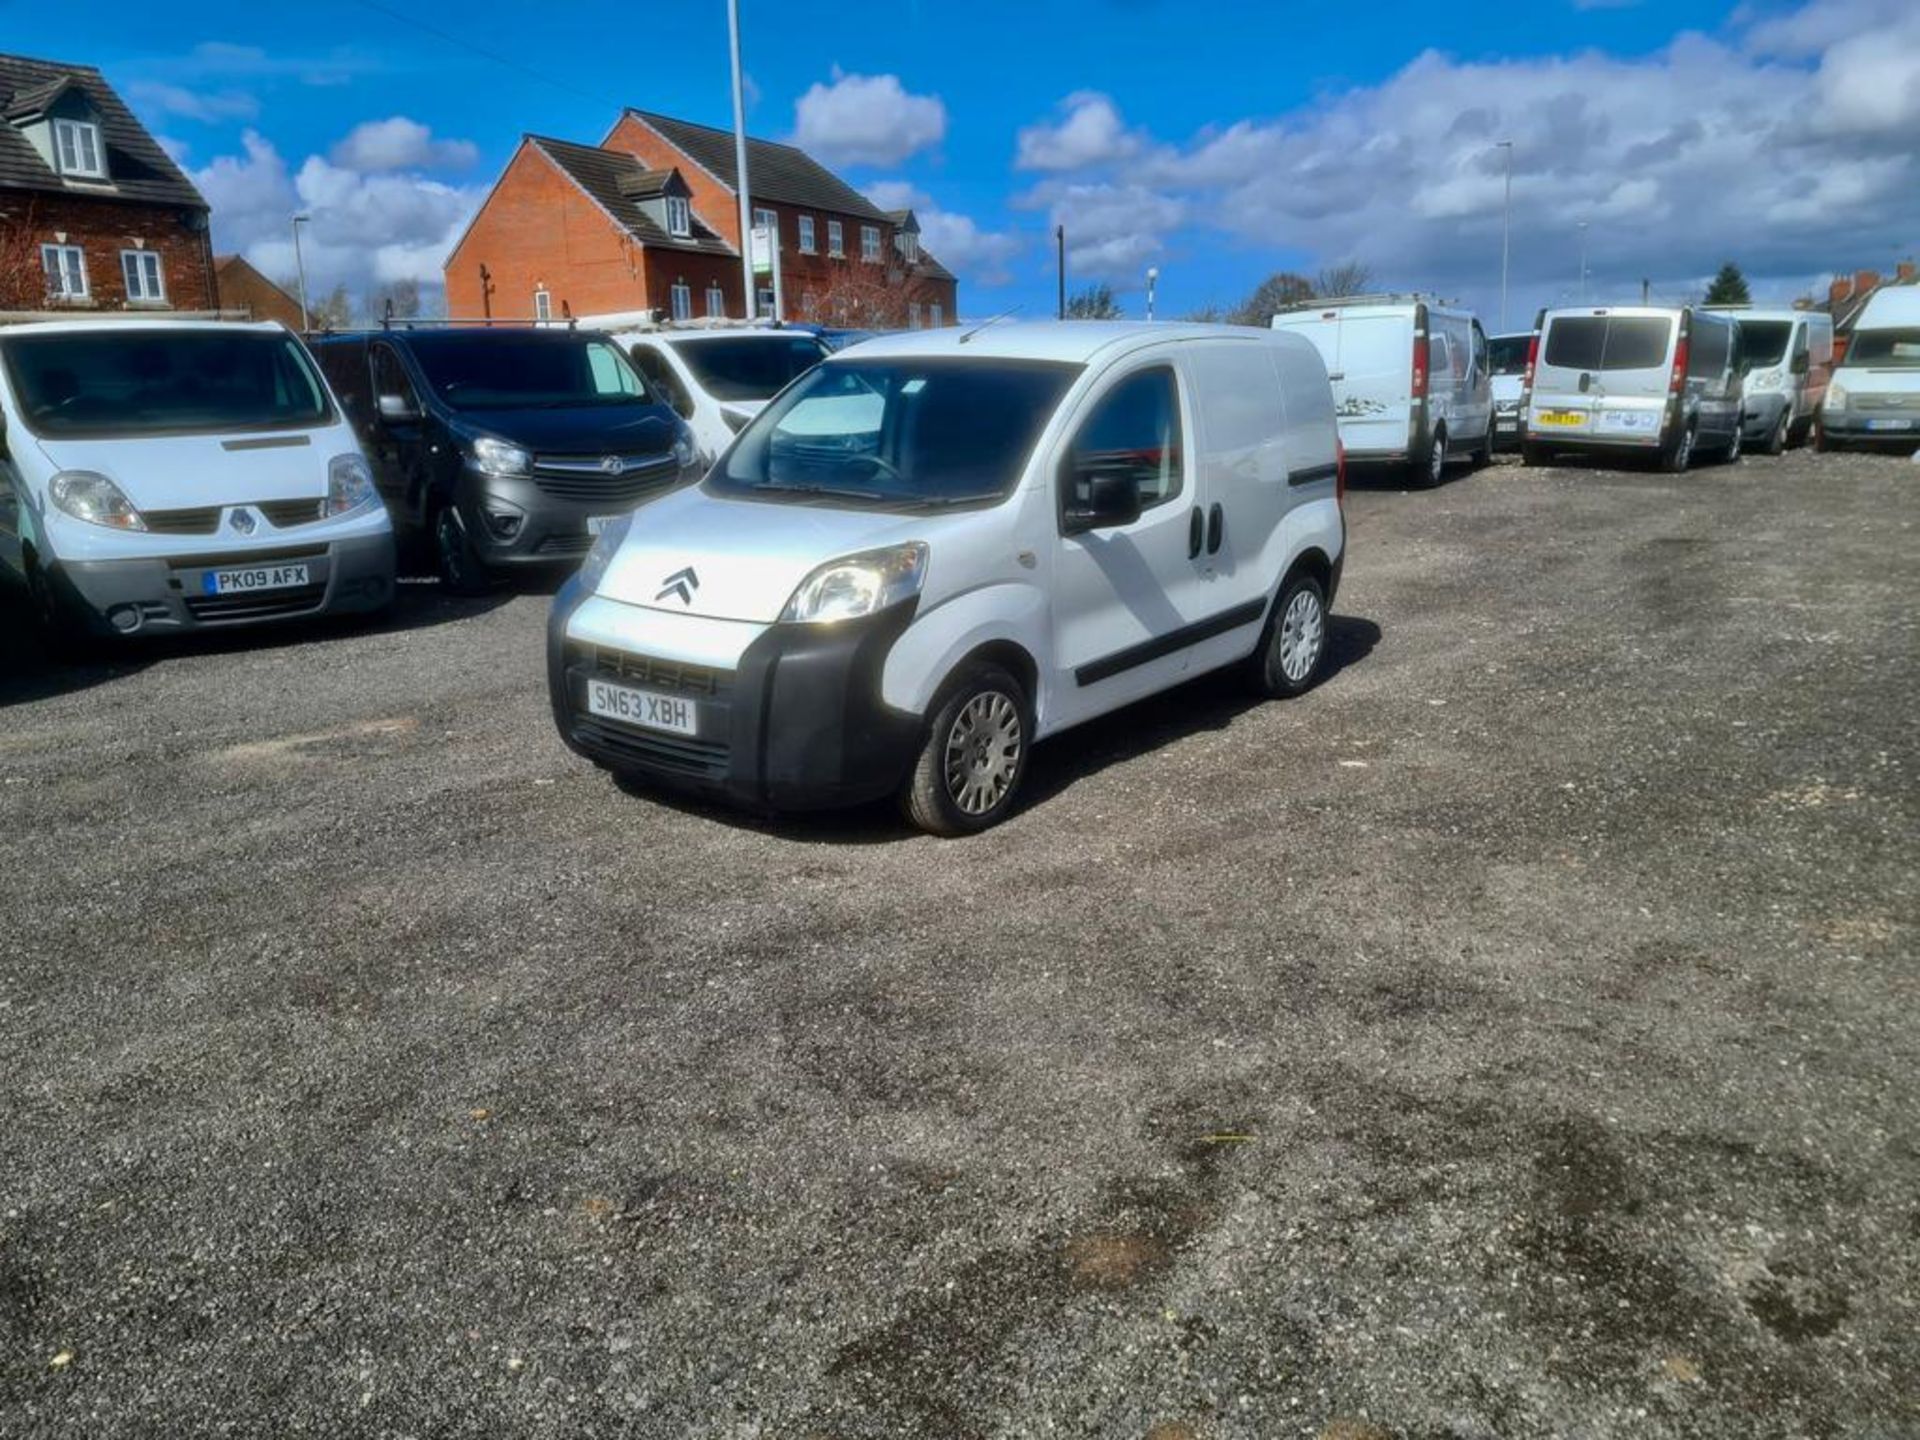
[
  {"xmin": 1248, "ymin": 573, "xmax": 1328, "ymax": 700},
  {"xmin": 902, "ymin": 664, "xmax": 1032, "ymax": 837},
  {"xmin": 1414, "ymin": 429, "xmax": 1446, "ymax": 488},
  {"xmin": 1661, "ymin": 424, "xmax": 1695, "ymax": 474}
]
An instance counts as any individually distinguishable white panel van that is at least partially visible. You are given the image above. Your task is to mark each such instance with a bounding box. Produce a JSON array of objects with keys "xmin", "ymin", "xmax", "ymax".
[
  {"xmin": 1709, "ymin": 306, "xmax": 1833, "ymax": 454},
  {"xmin": 1272, "ymin": 298, "xmax": 1493, "ymax": 486},
  {"xmin": 1819, "ymin": 285, "xmax": 1920, "ymax": 452},
  {"xmin": 0, "ymin": 318, "xmax": 394, "ymax": 644},
  {"xmin": 613, "ymin": 327, "xmax": 830, "ymax": 463},
  {"xmin": 547, "ymin": 323, "xmax": 1347, "ymax": 835}
]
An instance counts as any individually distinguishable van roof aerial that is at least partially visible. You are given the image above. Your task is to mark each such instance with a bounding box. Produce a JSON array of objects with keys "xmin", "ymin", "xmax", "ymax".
[{"xmin": 958, "ymin": 306, "xmax": 1023, "ymax": 344}]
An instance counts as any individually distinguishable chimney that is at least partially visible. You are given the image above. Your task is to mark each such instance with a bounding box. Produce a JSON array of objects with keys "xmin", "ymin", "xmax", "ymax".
[
  {"xmin": 1898, "ymin": 260, "xmax": 1916, "ymax": 284},
  {"xmin": 1855, "ymin": 269, "xmax": 1881, "ymax": 296},
  {"xmin": 1829, "ymin": 276, "xmax": 1852, "ymax": 307}
]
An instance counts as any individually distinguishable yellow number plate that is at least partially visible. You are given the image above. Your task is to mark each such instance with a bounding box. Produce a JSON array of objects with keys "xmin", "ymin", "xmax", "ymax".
[{"xmin": 1538, "ymin": 410, "xmax": 1586, "ymax": 426}]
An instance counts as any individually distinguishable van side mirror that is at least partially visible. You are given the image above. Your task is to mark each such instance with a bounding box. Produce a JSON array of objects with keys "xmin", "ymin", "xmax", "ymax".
[
  {"xmin": 1064, "ymin": 469, "xmax": 1142, "ymax": 534},
  {"xmin": 377, "ymin": 393, "xmax": 420, "ymax": 423},
  {"xmin": 1791, "ymin": 352, "xmax": 1810, "ymax": 376}
]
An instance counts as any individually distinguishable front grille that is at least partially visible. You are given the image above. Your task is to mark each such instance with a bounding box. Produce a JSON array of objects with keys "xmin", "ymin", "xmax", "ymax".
[
  {"xmin": 145, "ymin": 507, "xmax": 221, "ymax": 535},
  {"xmin": 184, "ymin": 586, "xmax": 328, "ymax": 622},
  {"xmin": 531, "ymin": 454, "xmax": 679, "ymax": 503},
  {"xmin": 166, "ymin": 544, "xmax": 327, "ymax": 571},
  {"xmin": 579, "ymin": 645, "xmax": 731, "ymax": 698},
  {"xmin": 259, "ymin": 498, "xmax": 326, "ymax": 528},
  {"xmin": 1856, "ymin": 394, "xmax": 1920, "ymax": 412},
  {"xmin": 572, "ymin": 717, "xmax": 730, "ymax": 780},
  {"xmin": 535, "ymin": 533, "xmax": 593, "ymax": 557}
]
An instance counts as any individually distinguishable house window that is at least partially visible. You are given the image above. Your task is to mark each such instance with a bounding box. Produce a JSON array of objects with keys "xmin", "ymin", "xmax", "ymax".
[
  {"xmin": 41, "ymin": 244, "xmax": 88, "ymax": 301},
  {"xmin": 753, "ymin": 207, "xmax": 777, "ymax": 243},
  {"xmin": 120, "ymin": 249, "xmax": 165, "ymax": 304},
  {"xmin": 861, "ymin": 225, "xmax": 881, "ymax": 263},
  {"xmin": 706, "ymin": 283, "xmax": 725, "ymax": 318},
  {"xmin": 52, "ymin": 119, "xmax": 105, "ymax": 179},
  {"xmin": 930, "ymin": 303, "xmax": 944, "ymax": 327},
  {"xmin": 533, "ymin": 288, "xmax": 551, "ymax": 322},
  {"xmin": 899, "ymin": 232, "xmax": 919, "ymax": 264},
  {"xmin": 908, "ymin": 302, "xmax": 922, "ymax": 329},
  {"xmin": 666, "ymin": 196, "xmax": 691, "ymax": 238},
  {"xmin": 827, "ymin": 220, "xmax": 843, "ymax": 258},
  {"xmin": 757, "ymin": 286, "xmax": 776, "ymax": 319},
  {"xmin": 670, "ymin": 281, "xmax": 692, "ymax": 322},
  {"xmin": 798, "ymin": 215, "xmax": 816, "ymax": 254}
]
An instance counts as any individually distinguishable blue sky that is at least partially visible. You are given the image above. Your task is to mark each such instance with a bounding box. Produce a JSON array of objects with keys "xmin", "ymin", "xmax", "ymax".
[{"xmin": 7, "ymin": 0, "xmax": 1917, "ymax": 325}]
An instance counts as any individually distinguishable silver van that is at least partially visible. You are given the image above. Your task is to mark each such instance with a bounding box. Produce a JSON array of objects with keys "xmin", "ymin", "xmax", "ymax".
[
  {"xmin": 1520, "ymin": 306, "xmax": 1744, "ymax": 472},
  {"xmin": 1712, "ymin": 306, "xmax": 1833, "ymax": 454}
]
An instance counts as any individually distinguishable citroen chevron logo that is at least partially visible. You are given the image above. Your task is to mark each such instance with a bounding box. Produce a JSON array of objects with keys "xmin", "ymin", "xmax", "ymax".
[{"xmin": 654, "ymin": 567, "xmax": 699, "ymax": 606}]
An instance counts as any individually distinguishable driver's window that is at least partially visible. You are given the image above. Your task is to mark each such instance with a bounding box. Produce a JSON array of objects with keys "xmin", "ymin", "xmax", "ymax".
[
  {"xmin": 631, "ymin": 346, "xmax": 692, "ymax": 416},
  {"xmin": 1065, "ymin": 367, "xmax": 1183, "ymax": 515},
  {"xmin": 370, "ymin": 345, "xmax": 417, "ymax": 410},
  {"xmin": 586, "ymin": 342, "xmax": 646, "ymax": 398}
]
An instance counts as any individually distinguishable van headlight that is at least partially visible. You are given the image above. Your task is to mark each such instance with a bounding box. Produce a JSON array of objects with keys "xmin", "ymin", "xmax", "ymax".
[
  {"xmin": 1825, "ymin": 382, "xmax": 1848, "ymax": 412},
  {"xmin": 577, "ymin": 511, "xmax": 633, "ymax": 593},
  {"xmin": 781, "ymin": 543, "xmax": 927, "ymax": 624},
  {"xmin": 472, "ymin": 436, "xmax": 533, "ymax": 477},
  {"xmin": 49, "ymin": 471, "xmax": 146, "ymax": 530},
  {"xmin": 672, "ymin": 425, "xmax": 699, "ymax": 473},
  {"xmin": 324, "ymin": 454, "xmax": 379, "ymax": 516}
]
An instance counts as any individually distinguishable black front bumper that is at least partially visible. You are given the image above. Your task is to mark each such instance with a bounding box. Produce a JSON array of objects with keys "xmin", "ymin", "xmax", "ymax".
[{"xmin": 547, "ymin": 584, "xmax": 924, "ymax": 812}]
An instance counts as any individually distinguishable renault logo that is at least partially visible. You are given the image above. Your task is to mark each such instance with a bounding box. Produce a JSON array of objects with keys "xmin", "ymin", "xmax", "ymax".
[
  {"xmin": 599, "ymin": 455, "xmax": 627, "ymax": 475},
  {"xmin": 654, "ymin": 566, "xmax": 699, "ymax": 605},
  {"xmin": 228, "ymin": 507, "xmax": 257, "ymax": 536}
]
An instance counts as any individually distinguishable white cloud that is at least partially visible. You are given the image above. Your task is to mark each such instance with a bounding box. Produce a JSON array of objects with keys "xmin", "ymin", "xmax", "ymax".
[
  {"xmin": 128, "ymin": 82, "xmax": 259, "ymax": 124},
  {"xmin": 1009, "ymin": 0, "xmax": 1920, "ymax": 313},
  {"xmin": 195, "ymin": 127, "xmax": 485, "ymax": 300},
  {"xmin": 790, "ymin": 70, "xmax": 946, "ymax": 167},
  {"xmin": 1015, "ymin": 92, "xmax": 1142, "ymax": 172},
  {"xmin": 330, "ymin": 117, "xmax": 478, "ymax": 173},
  {"xmin": 864, "ymin": 181, "xmax": 1024, "ymax": 286}
]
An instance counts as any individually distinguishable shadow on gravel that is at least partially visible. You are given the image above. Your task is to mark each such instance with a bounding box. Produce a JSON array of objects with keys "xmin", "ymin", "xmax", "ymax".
[
  {"xmin": 0, "ymin": 573, "xmax": 529, "ymax": 709},
  {"xmin": 614, "ymin": 613, "xmax": 1384, "ymax": 845}
]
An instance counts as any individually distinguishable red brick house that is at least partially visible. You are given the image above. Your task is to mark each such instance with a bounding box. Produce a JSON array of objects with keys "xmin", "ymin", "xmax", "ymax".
[
  {"xmin": 445, "ymin": 110, "xmax": 956, "ymax": 328},
  {"xmin": 213, "ymin": 253, "xmax": 304, "ymax": 329},
  {"xmin": 0, "ymin": 52, "xmax": 215, "ymax": 312}
]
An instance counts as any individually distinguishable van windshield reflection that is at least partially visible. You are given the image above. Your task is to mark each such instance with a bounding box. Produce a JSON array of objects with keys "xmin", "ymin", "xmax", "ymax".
[{"xmin": 710, "ymin": 357, "xmax": 1080, "ymax": 510}]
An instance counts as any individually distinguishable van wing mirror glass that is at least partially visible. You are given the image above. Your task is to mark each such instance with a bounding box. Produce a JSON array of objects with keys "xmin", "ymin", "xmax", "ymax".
[
  {"xmin": 377, "ymin": 392, "xmax": 420, "ymax": 423},
  {"xmin": 1064, "ymin": 468, "xmax": 1142, "ymax": 534}
]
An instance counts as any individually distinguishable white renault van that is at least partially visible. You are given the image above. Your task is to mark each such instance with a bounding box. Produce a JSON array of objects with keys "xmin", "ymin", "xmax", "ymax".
[
  {"xmin": 1520, "ymin": 306, "xmax": 1744, "ymax": 471},
  {"xmin": 1271, "ymin": 297, "xmax": 1493, "ymax": 485},
  {"xmin": 613, "ymin": 325, "xmax": 830, "ymax": 462},
  {"xmin": 0, "ymin": 318, "xmax": 394, "ymax": 642},
  {"xmin": 547, "ymin": 322, "xmax": 1347, "ymax": 835},
  {"xmin": 1819, "ymin": 286, "xmax": 1920, "ymax": 452},
  {"xmin": 1709, "ymin": 306, "xmax": 1833, "ymax": 454}
]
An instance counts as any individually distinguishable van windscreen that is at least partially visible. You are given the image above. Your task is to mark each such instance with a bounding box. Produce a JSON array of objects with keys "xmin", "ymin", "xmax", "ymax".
[
  {"xmin": 710, "ymin": 358, "xmax": 1080, "ymax": 511},
  {"xmin": 1488, "ymin": 335, "xmax": 1530, "ymax": 375},
  {"xmin": 1, "ymin": 329, "xmax": 331, "ymax": 438},
  {"xmin": 1735, "ymin": 321, "xmax": 1793, "ymax": 368},
  {"xmin": 406, "ymin": 334, "xmax": 654, "ymax": 409},
  {"xmin": 1843, "ymin": 329, "xmax": 1920, "ymax": 368},
  {"xmin": 1543, "ymin": 316, "xmax": 1671, "ymax": 371}
]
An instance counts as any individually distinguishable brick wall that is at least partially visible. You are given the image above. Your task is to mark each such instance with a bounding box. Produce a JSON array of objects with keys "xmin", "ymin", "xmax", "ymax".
[
  {"xmin": 1, "ymin": 191, "xmax": 214, "ymax": 310},
  {"xmin": 215, "ymin": 259, "xmax": 303, "ymax": 329}
]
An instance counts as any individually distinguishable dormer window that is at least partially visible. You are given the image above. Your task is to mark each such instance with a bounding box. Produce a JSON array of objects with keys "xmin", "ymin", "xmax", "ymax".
[
  {"xmin": 666, "ymin": 195, "xmax": 691, "ymax": 238},
  {"xmin": 898, "ymin": 232, "xmax": 919, "ymax": 264},
  {"xmin": 53, "ymin": 118, "xmax": 105, "ymax": 180}
]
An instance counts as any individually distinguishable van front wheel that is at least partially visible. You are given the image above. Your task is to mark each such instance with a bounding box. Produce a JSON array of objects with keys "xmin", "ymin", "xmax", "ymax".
[
  {"xmin": 1661, "ymin": 424, "xmax": 1695, "ymax": 474},
  {"xmin": 1248, "ymin": 573, "xmax": 1328, "ymax": 699},
  {"xmin": 902, "ymin": 664, "xmax": 1032, "ymax": 837}
]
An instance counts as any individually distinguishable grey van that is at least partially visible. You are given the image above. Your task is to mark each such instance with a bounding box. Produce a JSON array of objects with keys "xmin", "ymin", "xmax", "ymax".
[{"xmin": 1520, "ymin": 306, "xmax": 1744, "ymax": 472}]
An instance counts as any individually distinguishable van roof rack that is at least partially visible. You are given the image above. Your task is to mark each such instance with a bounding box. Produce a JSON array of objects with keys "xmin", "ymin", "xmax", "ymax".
[
  {"xmin": 0, "ymin": 308, "xmax": 259, "ymax": 327},
  {"xmin": 573, "ymin": 311, "xmax": 792, "ymax": 333},
  {"xmin": 1272, "ymin": 292, "xmax": 1442, "ymax": 314}
]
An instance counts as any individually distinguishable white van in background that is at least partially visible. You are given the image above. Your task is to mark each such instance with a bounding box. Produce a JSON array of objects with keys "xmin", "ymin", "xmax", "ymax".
[
  {"xmin": 1520, "ymin": 306, "xmax": 1744, "ymax": 472},
  {"xmin": 1272, "ymin": 296, "xmax": 1493, "ymax": 486},
  {"xmin": 1709, "ymin": 306, "xmax": 1833, "ymax": 454},
  {"xmin": 1488, "ymin": 333, "xmax": 1531, "ymax": 450},
  {"xmin": 548, "ymin": 322, "xmax": 1347, "ymax": 835},
  {"xmin": 611, "ymin": 325, "xmax": 830, "ymax": 463},
  {"xmin": 0, "ymin": 318, "xmax": 394, "ymax": 645},
  {"xmin": 1819, "ymin": 285, "xmax": 1920, "ymax": 452}
]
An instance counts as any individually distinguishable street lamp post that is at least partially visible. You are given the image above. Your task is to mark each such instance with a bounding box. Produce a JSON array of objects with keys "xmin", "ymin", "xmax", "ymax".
[
  {"xmin": 291, "ymin": 214, "xmax": 311, "ymax": 331},
  {"xmin": 1496, "ymin": 140, "xmax": 1513, "ymax": 331},
  {"xmin": 727, "ymin": 0, "xmax": 755, "ymax": 320},
  {"xmin": 1146, "ymin": 266, "xmax": 1159, "ymax": 322},
  {"xmin": 1577, "ymin": 220, "xmax": 1590, "ymax": 304}
]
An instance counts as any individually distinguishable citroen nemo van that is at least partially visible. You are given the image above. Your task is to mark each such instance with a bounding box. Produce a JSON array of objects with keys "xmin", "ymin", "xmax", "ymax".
[
  {"xmin": 548, "ymin": 322, "xmax": 1347, "ymax": 836},
  {"xmin": 1520, "ymin": 306, "xmax": 1744, "ymax": 471},
  {"xmin": 0, "ymin": 318, "xmax": 393, "ymax": 643},
  {"xmin": 614, "ymin": 326, "xmax": 831, "ymax": 462},
  {"xmin": 1818, "ymin": 286, "xmax": 1920, "ymax": 452},
  {"xmin": 1712, "ymin": 306, "xmax": 1833, "ymax": 454},
  {"xmin": 1271, "ymin": 297, "xmax": 1493, "ymax": 485}
]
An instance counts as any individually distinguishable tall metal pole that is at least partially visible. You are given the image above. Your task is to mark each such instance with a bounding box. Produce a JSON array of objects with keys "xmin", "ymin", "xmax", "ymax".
[
  {"xmin": 1497, "ymin": 140, "xmax": 1513, "ymax": 331},
  {"xmin": 1056, "ymin": 225, "xmax": 1065, "ymax": 319},
  {"xmin": 727, "ymin": 0, "xmax": 755, "ymax": 319},
  {"xmin": 1146, "ymin": 266, "xmax": 1158, "ymax": 322},
  {"xmin": 291, "ymin": 214, "xmax": 310, "ymax": 331},
  {"xmin": 1577, "ymin": 220, "xmax": 1589, "ymax": 303}
]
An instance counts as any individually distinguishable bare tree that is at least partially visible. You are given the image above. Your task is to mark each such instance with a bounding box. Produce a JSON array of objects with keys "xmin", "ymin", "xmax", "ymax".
[
  {"xmin": 1314, "ymin": 260, "xmax": 1375, "ymax": 298},
  {"xmin": 366, "ymin": 278, "xmax": 422, "ymax": 323},
  {"xmin": 1064, "ymin": 283, "xmax": 1122, "ymax": 320},
  {"xmin": 1182, "ymin": 303, "xmax": 1226, "ymax": 323},
  {"xmin": 1227, "ymin": 272, "xmax": 1314, "ymax": 327},
  {"xmin": 808, "ymin": 264, "xmax": 914, "ymax": 329},
  {"xmin": 0, "ymin": 201, "xmax": 48, "ymax": 310},
  {"xmin": 305, "ymin": 283, "xmax": 354, "ymax": 332}
]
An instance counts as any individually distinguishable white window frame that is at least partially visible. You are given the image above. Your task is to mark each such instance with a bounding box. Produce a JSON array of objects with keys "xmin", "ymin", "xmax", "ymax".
[
  {"xmin": 533, "ymin": 288, "xmax": 552, "ymax": 322},
  {"xmin": 827, "ymin": 220, "xmax": 844, "ymax": 258},
  {"xmin": 120, "ymin": 248, "xmax": 165, "ymax": 304},
  {"xmin": 797, "ymin": 215, "xmax": 816, "ymax": 254},
  {"xmin": 899, "ymin": 232, "xmax": 919, "ymax": 264},
  {"xmin": 753, "ymin": 207, "xmax": 777, "ymax": 245},
  {"xmin": 41, "ymin": 244, "xmax": 88, "ymax": 301},
  {"xmin": 666, "ymin": 195, "xmax": 691, "ymax": 238},
  {"xmin": 930, "ymin": 303, "xmax": 944, "ymax": 327},
  {"xmin": 861, "ymin": 225, "xmax": 881, "ymax": 263},
  {"xmin": 756, "ymin": 285, "xmax": 777, "ymax": 319},
  {"xmin": 670, "ymin": 281, "xmax": 693, "ymax": 322},
  {"xmin": 705, "ymin": 283, "xmax": 725, "ymax": 318},
  {"xmin": 53, "ymin": 118, "xmax": 105, "ymax": 179}
]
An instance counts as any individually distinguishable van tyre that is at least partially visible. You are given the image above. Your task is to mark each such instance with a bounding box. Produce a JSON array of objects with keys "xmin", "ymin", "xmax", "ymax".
[
  {"xmin": 1766, "ymin": 410, "xmax": 1791, "ymax": 456},
  {"xmin": 1520, "ymin": 441, "xmax": 1547, "ymax": 468},
  {"xmin": 1248, "ymin": 573, "xmax": 1328, "ymax": 699},
  {"xmin": 902, "ymin": 664, "xmax": 1032, "ymax": 837},
  {"xmin": 1814, "ymin": 422, "xmax": 1836, "ymax": 454},
  {"xmin": 1717, "ymin": 420, "xmax": 1743, "ymax": 465},
  {"xmin": 1415, "ymin": 429, "xmax": 1446, "ymax": 488},
  {"xmin": 434, "ymin": 505, "xmax": 492, "ymax": 596},
  {"xmin": 1660, "ymin": 424, "xmax": 1695, "ymax": 474}
]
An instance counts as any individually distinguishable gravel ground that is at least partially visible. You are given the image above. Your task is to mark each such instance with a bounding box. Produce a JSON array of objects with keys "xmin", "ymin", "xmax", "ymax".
[{"xmin": 1, "ymin": 448, "xmax": 1916, "ymax": 1440}]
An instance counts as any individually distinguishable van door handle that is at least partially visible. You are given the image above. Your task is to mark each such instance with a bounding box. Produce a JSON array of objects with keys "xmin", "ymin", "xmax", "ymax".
[
  {"xmin": 1188, "ymin": 506, "xmax": 1204, "ymax": 559},
  {"xmin": 1207, "ymin": 504, "xmax": 1224, "ymax": 555},
  {"xmin": 1327, "ymin": 371, "xmax": 1344, "ymax": 382}
]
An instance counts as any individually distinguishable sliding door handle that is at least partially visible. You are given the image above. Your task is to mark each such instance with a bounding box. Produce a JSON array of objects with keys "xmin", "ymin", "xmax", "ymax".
[
  {"xmin": 1188, "ymin": 506, "xmax": 1203, "ymax": 559},
  {"xmin": 1207, "ymin": 503, "xmax": 1224, "ymax": 555}
]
